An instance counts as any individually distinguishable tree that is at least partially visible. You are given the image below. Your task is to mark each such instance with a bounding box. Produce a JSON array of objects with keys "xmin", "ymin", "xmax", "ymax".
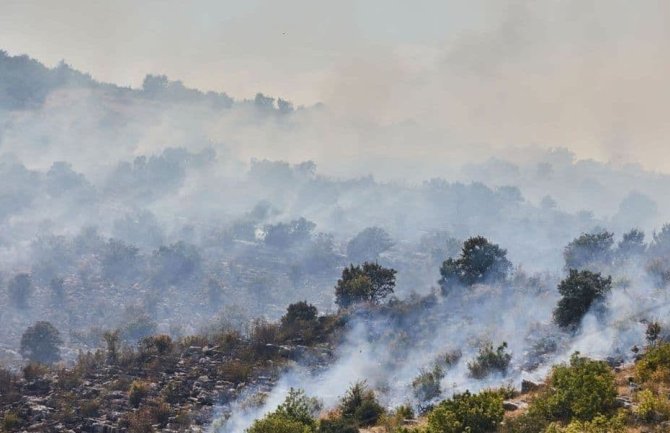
[
  {"xmin": 554, "ymin": 270, "xmax": 612, "ymax": 330},
  {"xmin": 649, "ymin": 224, "xmax": 670, "ymax": 258},
  {"xmin": 20, "ymin": 321, "xmax": 62, "ymax": 364},
  {"xmin": 264, "ymin": 218, "xmax": 316, "ymax": 249},
  {"xmin": 346, "ymin": 227, "xmax": 394, "ymax": 263},
  {"xmin": 8, "ymin": 273, "xmax": 32, "ymax": 309},
  {"xmin": 439, "ymin": 236, "xmax": 512, "ymax": 292},
  {"xmin": 335, "ymin": 263, "xmax": 396, "ymax": 308},
  {"xmin": 616, "ymin": 229, "xmax": 646, "ymax": 259},
  {"xmin": 150, "ymin": 241, "xmax": 201, "ymax": 285},
  {"xmin": 467, "ymin": 341, "xmax": 512, "ymax": 379},
  {"xmin": 563, "ymin": 231, "xmax": 614, "ymax": 271}
]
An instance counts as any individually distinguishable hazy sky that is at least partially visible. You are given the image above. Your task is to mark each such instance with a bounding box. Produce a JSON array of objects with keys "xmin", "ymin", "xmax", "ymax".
[{"xmin": 2, "ymin": 0, "xmax": 670, "ymax": 171}]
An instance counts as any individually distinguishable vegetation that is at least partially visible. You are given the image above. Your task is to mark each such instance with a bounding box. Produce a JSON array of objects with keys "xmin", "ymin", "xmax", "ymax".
[
  {"xmin": 426, "ymin": 390, "xmax": 504, "ymax": 433},
  {"xmin": 335, "ymin": 262, "xmax": 396, "ymax": 308},
  {"xmin": 20, "ymin": 321, "xmax": 63, "ymax": 364},
  {"xmin": 553, "ymin": 270, "xmax": 612, "ymax": 330},
  {"xmin": 346, "ymin": 227, "xmax": 394, "ymax": 263},
  {"xmin": 439, "ymin": 236, "xmax": 512, "ymax": 292},
  {"xmin": 467, "ymin": 342, "xmax": 512, "ymax": 379}
]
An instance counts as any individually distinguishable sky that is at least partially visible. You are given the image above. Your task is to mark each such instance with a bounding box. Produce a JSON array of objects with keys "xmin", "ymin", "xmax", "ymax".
[{"xmin": 1, "ymin": 0, "xmax": 670, "ymax": 172}]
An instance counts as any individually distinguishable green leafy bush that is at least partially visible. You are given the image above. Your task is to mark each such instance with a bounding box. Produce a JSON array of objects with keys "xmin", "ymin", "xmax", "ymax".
[
  {"xmin": 246, "ymin": 388, "xmax": 320, "ymax": 433},
  {"xmin": 636, "ymin": 342, "xmax": 670, "ymax": 382},
  {"xmin": 426, "ymin": 390, "xmax": 504, "ymax": 433},
  {"xmin": 529, "ymin": 353, "xmax": 616, "ymax": 422},
  {"xmin": 544, "ymin": 413, "xmax": 626, "ymax": 433},
  {"xmin": 339, "ymin": 381, "xmax": 384, "ymax": 427}
]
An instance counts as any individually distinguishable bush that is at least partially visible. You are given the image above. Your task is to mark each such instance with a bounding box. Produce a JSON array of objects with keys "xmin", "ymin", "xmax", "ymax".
[
  {"xmin": 2, "ymin": 411, "xmax": 21, "ymax": 430},
  {"xmin": 426, "ymin": 390, "xmax": 504, "ymax": 433},
  {"xmin": 412, "ymin": 364, "xmax": 444, "ymax": 403},
  {"xmin": 544, "ymin": 413, "xmax": 626, "ymax": 433},
  {"xmin": 339, "ymin": 381, "xmax": 384, "ymax": 427},
  {"xmin": 553, "ymin": 270, "xmax": 612, "ymax": 330},
  {"xmin": 129, "ymin": 380, "xmax": 150, "ymax": 408},
  {"xmin": 246, "ymin": 388, "xmax": 320, "ymax": 433},
  {"xmin": 80, "ymin": 399, "xmax": 100, "ymax": 417},
  {"xmin": 335, "ymin": 262, "xmax": 396, "ymax": 308},
  {"xmin": 20, "ymin": 321, "xmax": 63, "ymax": 364},
  {"xmin": 634, "ymin": 389, "xmax": 670, "ymax": 422},
  {"xmin": 247, "ymin": 415, "xmax": 314, "ymax": 433},
  {"xmin": 467, "ymin": 342, "xmax": 512, "ymax": 379},
  {"xmin": 318, "ymin": 418, "xmax": 359, "ymax": 433},
  {"xmin": 637, "ymin": 342, "xmax": 670, "ymax": 382},
  {"xmin": 530, "ymin": 353, "xmax": 616, "ymax": 422}
]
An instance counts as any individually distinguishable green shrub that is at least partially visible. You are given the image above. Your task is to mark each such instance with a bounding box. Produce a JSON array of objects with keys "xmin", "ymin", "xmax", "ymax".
[
  {"xmin": 2, "ymin": 410, "xmax": 21, "ymax": 430},
  {"xmin": 544, "ymin": 413, "xmax": 626, "ymax": 433},
  {"xmin": 634, "ymin": 389, "xmax": 670, "ymax": 422},
  {"xmin": 339, "ymin": 381, "xmax": 384, "ymax": 426},
  {"xmin": 317, "ymin": 418, "xmax": 359, "ymax": 433},
  {"xmin": 247, "ymin": 388, "xmax": 320, "ymax": 433},
  {"xmin": 247, "ymin": 415, "xmax": 314, "ymax": 433},
  {"xmin": 426, "ymin": 390, "xmax": 504, "ymax": 433},
  {"xmin": 412, "ymin": 364, "xmax": 444, "ymax": 403},
  {"xmin": 467, "ymin": 342, "xmax": 512, "ymax": 379},
  {"xmin": 529, "ymin": 353, "xmax": 616, "ymax": 422},
  {"xmin": 636, "ymin": 342, "xmax": 670, "ymax": 382}
]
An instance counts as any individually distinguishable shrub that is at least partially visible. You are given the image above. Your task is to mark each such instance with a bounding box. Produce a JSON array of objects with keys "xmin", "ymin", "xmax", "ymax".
[
  {"xmin": 634, "ymin": 389, "xmax": 670, "ymax": 422},
  {"xmin": 426, "ymin": 390, "xmax": 504, "ymax": 433},
  {"xmin": 80, "ymin": 399, "xmax": 100, "ymax": 417},
  {"xmin": 412, "ymin": 364, "xmax": 444, "ymax": 403},
  {"xmin": 247, "ymin": 415, "xmax": 314, "ymax": 433},
  {"xmin": 218, "ymin": 359, "xmax": 252, "ymax": 384},
  {"xmin": 637, "ymin": 342, "xmax": 670, "ymax": 382},
  {"xmin": 127, "ymin": 408, "xmax": 154, "ymax": 433},
  {"xmin": 129, "ymin": 380, "xmax": 150, "ymax": 408},
  {"xmin": 553, "ymin": 270, "xmax": 612, "ymax": 330},
  {"xmin": 318, "ymin": 418, "xmax": 359, "ymax": 433},
  {"xmin": 246, "ymin": 388, "xmax": 320, "ymax": 433},
  {"xmin": 467, "ymin": 342, "xmax": 512, "ymax": 379},
  {"xmin": 646, "ymin": 321, "xmax": 661, "ymax": 346},
  {"xmin": 339, "ymin": 381, "xmax": 384, "ymax": 427},
  {"xmin": 149, "ymin": 399, "xmax": 171, "ymax": 427},
  {"xmin": 544, "ymin": 413, "xmax": 626, "ymax": 433},
  {"xmin": 20, "ymin": 321, "xmax": 63, "ymax": 364},
  {"xmin": 140, "ymin": 334, "xmax": 174, "ymax": 355},
  {"xmin": 2, "ymin": 411, "xmax": 21, "ymax": 430},
  {"xmin": 335, "ymin": 262, "xmax": 396, "ymax": 308},
  {"xmin": 530, "ymin": 353, "xmax": 616, "ymax": 422}
]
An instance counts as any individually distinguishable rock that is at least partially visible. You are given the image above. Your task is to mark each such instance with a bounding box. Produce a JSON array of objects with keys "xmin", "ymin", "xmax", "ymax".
[
  {"xmin": 615, "ymin": 396, "xmax": 632, "ymax": 409},
  {"xmin": 503, "ymin": 400, "xmax": 527, "ymax": 411}
]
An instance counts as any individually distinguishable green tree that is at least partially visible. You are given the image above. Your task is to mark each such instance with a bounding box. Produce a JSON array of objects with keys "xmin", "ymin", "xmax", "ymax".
[
  {"xmin": 563, "ymin": 231, "xmax": 614, "ymax": 271},
  {"xmin": 439, "ymin": 236, "xmax": 512, "ymax": 292},
  {"xmin": 20, "ymin": 321, "xmax": 62, "ymax": 364},
  {"xmin": 554, "ymin": 270, "xmax": 612, "ymax": 330},
  {"xmin": 335, "ymin": 263, "xmax": 396, "ymax": 309}
]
